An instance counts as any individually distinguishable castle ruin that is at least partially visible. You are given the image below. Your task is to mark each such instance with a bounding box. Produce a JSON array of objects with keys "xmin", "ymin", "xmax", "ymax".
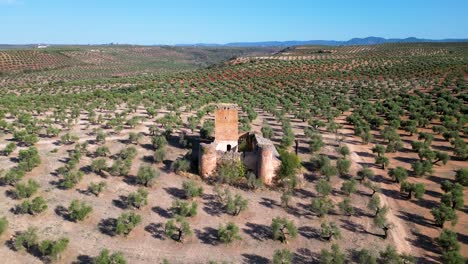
[{"xmin": 198, "ymin": 104, "xmax": 281, "ymax": 185}]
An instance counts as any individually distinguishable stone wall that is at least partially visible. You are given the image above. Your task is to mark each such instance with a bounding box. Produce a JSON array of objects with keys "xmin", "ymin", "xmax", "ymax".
[
  {"xmin": 257, "ymin": 143, "xmax": 281, "ymax": 185},
  {"xmin": 199, "ymin": 143, "xmax": 217, "ymax": 179}
]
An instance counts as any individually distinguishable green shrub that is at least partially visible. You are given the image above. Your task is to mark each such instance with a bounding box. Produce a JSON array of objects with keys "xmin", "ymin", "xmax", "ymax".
[
  {"xmin": 261, "ymin": 124, "xmax": 274, "ymax": 139},
  {"xmin": 165, "ymin": 216, "xmax": 192, "ymax": 242},
  {"xmin": 93, "ymin": 249, "xmax": 127, "ymax": 264},
  {"xmin": 14, "ymin": 179, "xmax": 40, "ymax": 199},
  {"xmin": 136, "ymin": 165, "xmax": 159, "ymax": 187},
  {"xmin": 340, "ymin": 179, "xmax": 357, "ymax": 196},
  {"xmin": 310, "ymin": 197, "xmax": 334, "ymax": 217},
  {"xmin": 154, "ymin": 148, "xmax": 166, "ymax": 163},
  {"xmin": 88, "ymin": 181, "xmax": 106, "ymax": 196},
  {"xmin": 320, "ymin": 243, "xmax": 345, "ymax": 264},
  {"xmin": 15, "ymin": 227, "xmax": 38, "ymax": 251},
  {"xmin": 60, "ymin": 171, "xmax": 84, "ymax": 189},
  {"xmin": 38, "ymin": 237, "xmax": 69, "ymax": 261},
  {"xmin": 1, "ymin": 168, "xmax": 25, "ymax": 186},
  {"xmin": 338, "ymin": 198, "xmax": 354, "ymax": 216},
  {"xmin": 336, "ymin": 158, "xmax": 351, "ymax": 176},
  {"xmin": 95, "ymin": 146, "xmax": 110, "ymax": 157},
  {"xmin": 226, "ymin": 193, "xmax": 248, "ymax": 216},
  {"xmin": 18, "ymin": 147, "xmax": 41, "ymax": 172},
  {"xmin": 170, "ymin": 199, "xmax": 197, "ymax": 217},
  {"xmin": 2, "ymin": 142, "xmax": 16, "ymax": 156},
  {"xmin": 91, "ymin": 158, "xmax": 108, "ymax": 174},
  {"xmin": 320, "ymin": 222, "xmax": 341, "ymax": 241},
  {"xmin": 182, "ymin": 180, "xmax": 203, "ymax": 199},
  {"xmin": 171, "ymin": 158, "xmax": 191, "ymax": 174},
  {"xmin": 389, "ymin": 167, "xmax": 408, "ymax": 183},
  {"xmin": 455, "ymin": 168, "xmax": 467, "ymax": 186},
  {"xmin": 217, "ymin": 159, "xmax": 246, "ymax": 184},
  {"xmin": 272, "ymin": 249, "xmax": 293, "ymax": 264},
  {"xmin": 271, "ymin": 217, "xmax": 297, "ymax": 243},
  {"xmin": 68, "ymin": 199, "xmax": 93, "ymax": 221},
  {"xmin": 116, "ymin": 212, "xmax": 142, "ymax": 237},
  {"xmin": 218, "ymin": 222, "xmax": 241, "ymax": 244},
  {"xmin": 127, "ymin": 188, "xmax": 149, "ymax": 209},
  {"xmin": 18, "ymin": 197, "xmax": 48, "ymax": 215},
  {"xmin": 0, "ymin": 217, "xmax": 8, "ymax": 236}
]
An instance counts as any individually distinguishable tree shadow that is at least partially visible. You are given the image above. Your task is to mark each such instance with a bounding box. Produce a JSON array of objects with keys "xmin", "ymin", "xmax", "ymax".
[
  {"xmin": 288, "ymin": 202, "xmax": 312, "ymax": 218},
  {"xmin": 373, "ymin": 174, "xmax": 394, "ymax": 185},
  {"xmin": 396, "ymin": 211, "xmax": 436, "ymax": 229},
  {"xmin": 164, "ymin": 187, "xmax": 186, "ymax": 199},
  {"xmin": 49, "ymin": 179, "xmax": 70, "ymax": 190},
  {"xmin": 144, "ymin": 223, "xmax": 165, "ymax": 240},
  {"xmin": 122, "ymin": 175, "xmax": 138, "ymax": 186},
  {"xmin": 202, "ymin": 196, "xmax": 224, "ymax": 217},
  {"xmin": 355, "ymin": 151, "xmax": 375, "ymax": 159},
  {"xmin": 4, "ymin": 189, "xmax": 18, "ymax": 200},
  {"xmin": 294, "ymin": 248, "xmax": 318, "ymax": 264},
  {"xmin": 98, "ymin": 218, "xmax": 117, "ymax": 236},
  {"xmin": 54, "ymin": 205, "xmax": 73, "ymax": 221},
  {"xmin": 298, "ymin": 225, "xmax": 319, "ymax": 239},
  {"xmin": 354, "ymin": 207, "xmax": 374, "ymax": 218},
  {"xmin": 411, "ymin": 198, "xmax": 440, "ymax": 210},
  {"xmin": 357, "ymin": 161, "xmax": 379, "ymax": 169},
  {"xmin": 242, "ymin": 222, "xmax": 270, "ymax": 241},
  {"xmin": 457, "ymin": 231, "xmax": 468, "ymax": 245},
  {"xmin": 241, "ymin": 254, "xmax": 269, "ymax": 264},
  {"xmin": 380, "ymin": 188, "xmax": 406, "ymax": 201},
  {"xmin": 151, "ymin": 206, "xmax": 171, "ymax": 218},
  {"xmin": 340, "ymin": 218, "xmax": 367, "ymax": 235},
  {"xmin": 112, "ymin": 195, "xmax": 128, "ymax": 209},
  {"xmin": 259, "ymin": 197, "xmax": 279, "ymax": 209},
  {"xmin": 426, "ymin": 175, "xmax": 448, "ymax": 185},
  {"xmin": 394, "ymin": 156, "xmax": 419, "ymax": 164},
  {"xmin": 142, "ymin": 155, "xmax": 154, "ymax": 163},
  {"xmin": 431, "ymin": 144, "xmax": 453, "ymax": 153},
  {"xmin": 162, "ymin": 160, "xmax": 174, "ymax": 173},
  {"xmin": 294, "ymin": 188, "xmax": 316, "ymax": 199},
  {"xmin": 5, "ymin": 232, "xmax": 42, "ymax": 259},
  {"xmin": 195, "ymin": 227, "xmax": 218, "ymax": 246},
  {"xmin": 424, "ymin": 189, "xmax": 442, "ymax": 199},
  {"xmin": 408, "ymin": 229, "xmax": 441, "ymax": 259},
  {"xmin": 73, "ymin": 254, "xmax": 93, "ymax": 264}
]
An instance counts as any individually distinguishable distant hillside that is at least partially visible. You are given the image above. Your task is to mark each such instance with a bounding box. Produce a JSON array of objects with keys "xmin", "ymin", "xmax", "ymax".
[
  {"xmin": 178, "ymin": 37, "xmax": 468, "ymax": 47},
  {"xmin": 0, "ymin": 46, "xmax": 278, "ymax": 81}
]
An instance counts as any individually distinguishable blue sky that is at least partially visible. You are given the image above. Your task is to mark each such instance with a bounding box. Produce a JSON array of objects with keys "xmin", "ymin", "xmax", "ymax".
[{"xmin": 1, "ymin": 0, "xmax": 467, "ymax": 44}]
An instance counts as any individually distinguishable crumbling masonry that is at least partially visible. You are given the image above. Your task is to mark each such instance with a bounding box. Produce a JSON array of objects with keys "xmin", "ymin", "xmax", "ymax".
[{"xmin": 199, "ymin": 104, "xmax": 281, "ymax": 185}]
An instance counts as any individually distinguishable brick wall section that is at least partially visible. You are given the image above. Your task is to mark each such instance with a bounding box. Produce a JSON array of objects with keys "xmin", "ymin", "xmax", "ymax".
[{"xmin": 215, "ymin": 105, "xmax": 238, "ymax": 141}]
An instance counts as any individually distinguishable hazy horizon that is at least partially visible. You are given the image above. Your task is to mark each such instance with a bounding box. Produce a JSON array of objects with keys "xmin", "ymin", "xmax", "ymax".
[{"xmin": 1, "ymin": 0, "xmax": 467, "ymax": 45}]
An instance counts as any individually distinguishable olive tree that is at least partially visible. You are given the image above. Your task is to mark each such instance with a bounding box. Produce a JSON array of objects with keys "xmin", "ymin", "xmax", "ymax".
[
  {"xmin": 165, "ymin": 216, "xmax": 192, "ymax": 242},
  {"xmin": 320, "ymin": 222, "xmax": 341, "ymax": 241},
  {"xmin": 136, "ymin": 165, "xmax": 159, "ymax": 187},
  {"xmin": 218, "ymin": 222, "xmax": 241, "ymax": 244},
  {"xmin": 68, "ymin": 199, "xmax": 93, "ymax": 221},
  {"xmin": 115, "ymin": 212, "xmax": 142, "ymax": 237},
  {"xmin": 400, "ymin": 181, "xmax": 425, "ymax": 199},
  {"xmin": 271, "ymin": 217, "xmax": 298, "ymax": 243},
  {"xmin": 127, "ymin": 188, "xmax": 149, "ymax": 209},
  {"xmin": 93, "ymin": 249, "xmax": 127, "ymax": 264},
  {"xmin": 272, "ymin": 249, "xmax": 293, "ymax": 264}
]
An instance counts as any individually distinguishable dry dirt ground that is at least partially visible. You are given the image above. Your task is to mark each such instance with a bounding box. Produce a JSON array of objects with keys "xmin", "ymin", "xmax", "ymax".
[{"xmin": 0, "ymin": 106, "xmax": 466, "ymax": 263}]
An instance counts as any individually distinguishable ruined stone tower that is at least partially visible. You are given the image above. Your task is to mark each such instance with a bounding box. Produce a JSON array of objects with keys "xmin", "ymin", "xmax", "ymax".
[
  {"xmin": 214, "ymin": 104, "xmax": 238, "ymax": 152},
  {"xmin": 198, "ymin": 103, "xmax": 281, "ymax": 185}
]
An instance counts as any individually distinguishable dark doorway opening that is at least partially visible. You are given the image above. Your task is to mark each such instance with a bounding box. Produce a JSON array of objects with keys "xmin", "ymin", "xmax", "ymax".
[{"xmin": 227, "ymin": 144, "xmax": 232, "ymax": 152}]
